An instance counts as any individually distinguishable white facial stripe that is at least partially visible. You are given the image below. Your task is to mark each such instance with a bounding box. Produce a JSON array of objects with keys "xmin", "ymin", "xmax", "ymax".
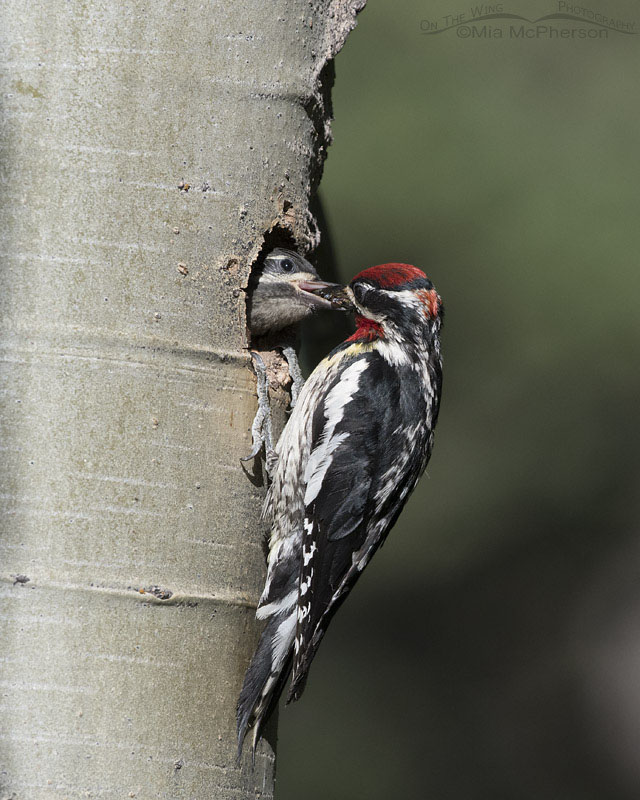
[
  {"xmin": 350, "ymin": 287, "xmax": 425, "ymax": 328},
  {"xmin": 381, "ymin": 288, "xmax": 419, "ymax": 304},
  {"xmin": 345, "ymin": 286, "xmax": 384, "ymax": 322}
]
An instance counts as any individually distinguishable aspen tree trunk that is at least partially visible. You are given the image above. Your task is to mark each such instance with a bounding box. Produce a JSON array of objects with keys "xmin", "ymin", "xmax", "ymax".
[{"xmin": 0, "ymin": 2, "xmax": 364, "ymax": 797}]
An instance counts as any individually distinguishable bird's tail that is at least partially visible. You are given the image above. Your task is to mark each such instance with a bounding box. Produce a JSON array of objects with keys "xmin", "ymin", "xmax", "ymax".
[{"xmin": 236, "ymin": 608, "xmax": 296, "ymax": 762}]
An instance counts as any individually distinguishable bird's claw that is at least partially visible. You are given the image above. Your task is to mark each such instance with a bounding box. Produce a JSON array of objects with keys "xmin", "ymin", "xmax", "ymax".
[
  {"xmin": 242, "ymin": 347, "xmax": 304, "ymax": 476},
  {"xmin": 282, "ymin": 345, "xmax": 304, "ymax": 408},
  {"xmin": 242, "ymin": 352, "xmax": 276, "ymax": 475},
  {"xmin": 239, "ymin": 438, "xmax": 264, "ymax": 464}
]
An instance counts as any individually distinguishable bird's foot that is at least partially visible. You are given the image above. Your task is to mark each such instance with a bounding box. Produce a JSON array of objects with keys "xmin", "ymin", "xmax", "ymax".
[
  {"xmin": 282, "ymin": 345, "xmax": 304, "ymax": 408},
  {"xmin": 241, "ymin": 352, "xmax": 276, "ymax": 474}
]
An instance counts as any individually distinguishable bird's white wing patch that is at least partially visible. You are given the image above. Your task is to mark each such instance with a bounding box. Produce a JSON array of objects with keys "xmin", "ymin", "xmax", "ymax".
[
  {"xmin": 272, "ymin": 612, "xmax": 297, "ymax": 669},
  {"xmin": 303, "ymin": 359, "xmax": 368, "ymax": 506},
  {"xmin": 256, "ymin": 589, "xmax": 298, "ymax": 620}
]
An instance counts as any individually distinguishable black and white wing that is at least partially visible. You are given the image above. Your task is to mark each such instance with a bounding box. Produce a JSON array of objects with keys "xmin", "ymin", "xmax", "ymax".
[{"xmin": 287, "ymin": 351, "xmax": 438, "ymax": 701}]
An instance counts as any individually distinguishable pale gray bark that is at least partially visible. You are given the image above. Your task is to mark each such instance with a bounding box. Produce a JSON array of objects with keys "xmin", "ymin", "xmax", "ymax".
[{"xmin": 0, "ymin": 2, "xmax": 364, "ymax": 797}]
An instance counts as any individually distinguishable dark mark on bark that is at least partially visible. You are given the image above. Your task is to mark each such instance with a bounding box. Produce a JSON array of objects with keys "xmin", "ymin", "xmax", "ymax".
[{"xmin": 147, "ymin": 586, "xmax": 173, "ymax": 600}]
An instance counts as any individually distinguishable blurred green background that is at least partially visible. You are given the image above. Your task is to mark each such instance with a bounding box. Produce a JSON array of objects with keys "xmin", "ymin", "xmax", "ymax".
[{"xmin": 281, "ymin": 1, "xmax": 640, "ymax": 798}]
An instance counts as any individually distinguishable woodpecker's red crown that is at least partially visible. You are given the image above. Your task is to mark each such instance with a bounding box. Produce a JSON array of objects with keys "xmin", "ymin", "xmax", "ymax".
[
  {"xmin": 351, "ymin": 263, "xmax": 429, "ymax": 289},
  {"xmin": 347, "ymin": 263, "xmax": 443, "ymax": 346}
]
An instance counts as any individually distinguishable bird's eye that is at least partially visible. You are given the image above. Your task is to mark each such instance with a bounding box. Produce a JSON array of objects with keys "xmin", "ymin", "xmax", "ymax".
[
  {"xmin": 281, "ymin": 259, "xmax": 294, "ymax": 273},
  {"xmin": 353, "ymin": 282, "xmax": 369, "ymax": 305}
]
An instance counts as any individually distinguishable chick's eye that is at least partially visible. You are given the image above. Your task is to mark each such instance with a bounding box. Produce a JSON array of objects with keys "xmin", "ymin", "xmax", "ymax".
[
  {"xmin": 281, "ymin": 259, "xmax": 294, "ymax": 273},
  {"xmin": 353, "ymin": 282, "xmax": 369, "ymax": 305}
]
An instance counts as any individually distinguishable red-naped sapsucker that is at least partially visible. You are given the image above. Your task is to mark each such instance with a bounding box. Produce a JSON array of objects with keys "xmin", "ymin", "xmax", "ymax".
[{"xmin": 238, "ymin": 263, "xmax": 444, "ymax": 757}]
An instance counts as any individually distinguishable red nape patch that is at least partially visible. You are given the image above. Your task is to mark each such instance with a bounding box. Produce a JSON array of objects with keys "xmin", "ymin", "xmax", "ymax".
[
  {"xmin": 347, "ymin": 316, "xmax": 384, "ymax": 343},
  {"xmin": 416, "ymin": 288, "xmax": 441, "ymax": 319},
  {"xmin": 352, "ymin": 263, "xmax": 426, "ymax": 289}
]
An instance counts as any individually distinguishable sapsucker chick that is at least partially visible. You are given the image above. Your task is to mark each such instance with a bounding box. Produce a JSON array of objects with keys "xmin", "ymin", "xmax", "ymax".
[
  {"xmin": 237, "ymin": 262, "xmax": 444, "ymax": 758},
  {"xmin": 243, "ymin": 248, "xmax": 344, "ymax": 466},
  {"xmin": 247, "ymin": 248, "xmax": 340, "ymax": 336}
]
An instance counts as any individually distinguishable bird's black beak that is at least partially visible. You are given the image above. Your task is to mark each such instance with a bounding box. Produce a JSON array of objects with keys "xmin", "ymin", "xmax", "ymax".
[{"xmin": 296, "ymin": 280, "xmax": 355, "ymax": 311}]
